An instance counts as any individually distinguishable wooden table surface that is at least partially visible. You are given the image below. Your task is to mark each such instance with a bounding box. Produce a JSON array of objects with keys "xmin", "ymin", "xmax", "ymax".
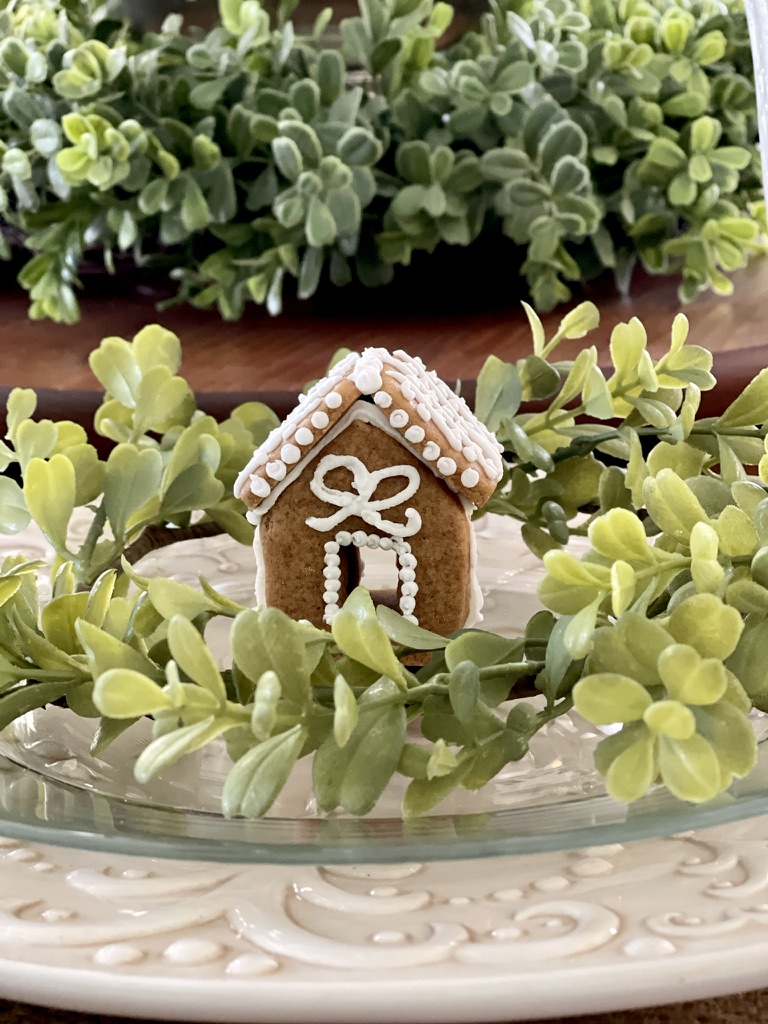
[
  {"xmin": 1, "ymin": 265, "xmax": 768, "ymax": 1023},
  {"xmin": 1, "ymin": 259, "xmax": 767, "ymax": 395}
]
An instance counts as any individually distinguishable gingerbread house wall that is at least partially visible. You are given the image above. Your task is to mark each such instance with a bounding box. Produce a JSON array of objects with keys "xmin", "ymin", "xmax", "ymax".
[{"xmin": 256, "ymin": 416, "xmax": 473, "ymax": 633}]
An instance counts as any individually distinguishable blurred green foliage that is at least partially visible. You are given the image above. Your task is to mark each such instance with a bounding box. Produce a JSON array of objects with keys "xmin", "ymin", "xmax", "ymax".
[{"xmin": 0, "ymin": 0, "xmax": 763, "ymax": 322}]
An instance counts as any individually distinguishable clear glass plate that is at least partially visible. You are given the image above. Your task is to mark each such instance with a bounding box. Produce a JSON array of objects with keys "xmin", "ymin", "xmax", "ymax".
[{"xmin": 1, "ymin": 514, "xmax": 768, "ymax": 865}]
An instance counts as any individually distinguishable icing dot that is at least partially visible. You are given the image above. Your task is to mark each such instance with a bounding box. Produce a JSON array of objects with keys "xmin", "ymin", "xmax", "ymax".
[
  {"xmin": 326, "ymin": 555, "xmax": 340, "ymax": 568},
  {"xmin": 337, "ymin": 531, "xmax": 352, "ymax": 546},
  {"xmin": 401, "ymin": 582, "xmax": 418, "ymax": 597},
  {"xmin": 311, "ymin": 411, "xmax": 329, "ymax": 430},
  {"xmin": 324, "ymin": 567, "xmax": 341, "ymax": 580},
  {"xmin": 399, "ymin": 568, "xmax": 416, "ymax": 583},
  {"xmin": 354, "ymin": 366, "xmax": 383, "ymax": 394},
  {"xmin": 400, "ymin": 596, "xmax": 416, "ymax": 614},
  {"xmin": 266, "ymin": 461, "xmax": 286, "ymax": 481},
  {"xmin": 324, "ymin": 541, "xmax": 339, "ymax": 553},
  {"xmin": 366, "ymin": 536, "xmax": 380, "ymax": 549},
  {"xmin": 405, "ymin": 425, "xmax": 426, "ymax": 443},
  {"xmin": 379, "ymin": 537, "xmax": 394, "ymax": 550},
  {"xmin": 374, "ymin": 391, "xmax": 393, "ymax": 409},
  {"xmin": 325, "ymin": 391, "xmax": 343, "ymax": 409},
  {"xmin": 437, "ymin": 457, "xmax": 457, "ymax": 476},
  {"xmin": 325, "ymin": 580, "xmax": 342, "ymax": 593},
  {"xmin": 422, "ymin": 442, "xmax": 440, "ymax": 461},
  {"xmin": 405, "ymin": 614, "xmax": 419, "ymax": 624},
  {"xmin": 249, "ymin": 475, "xmax": 270, "ymax": 498},
  {"xmin": 390, "ymin": 410, "xmax": 409, "ymax": 429},
  {"xmin": 400, "ymin": 553, "xmax": 417, "ymax": 568},
  {"xmin": 352, "ymin": 531, "xmax": 367, "ymax": 546},
  {"xmin": 461, "ymin": 468, "xmax": 480, "ymax": 489},
  {"xmin": 324, "ymin": 590, "xmax": 340, "ymax": 603},
  {"xmin": 295, "ymin": 427, "xmax": 314, "ymax": 446},
  {"xmin": 281, "ymin": 444, "xmax": 301, "ymax": 464}
]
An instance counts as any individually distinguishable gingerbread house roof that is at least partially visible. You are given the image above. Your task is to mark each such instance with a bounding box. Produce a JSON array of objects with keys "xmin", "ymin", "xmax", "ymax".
[{"xmin": 234, "ymin": 348, "xmax": 505, "ymax": 514}]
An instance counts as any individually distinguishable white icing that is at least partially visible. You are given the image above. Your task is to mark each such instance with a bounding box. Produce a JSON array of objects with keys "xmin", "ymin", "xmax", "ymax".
[
  {"xmin": 324, "ymin": 541, "xmax": 339, "ymax": 553},
  {"xmin": 353, "ymin": 366, "xmax": 383, "ymax": 394},
  {"xmin": 249, "ymin": 475, "xmax": 270, "ymax": 498},
  {"xmin": 399, "ymin": 568, "xmax": 416, "ymax": 583},
  {"xmin": 323, "ymin": 566, "xmax": 341, "ymax": 580},
  {"xmin": 422, "ymin": 442, "xmax": 439, "ymax": 461},
  {"xmin": 437, "ymin": 457, "xmax": 457, "ymax": 476},
  {"xmin": 235, "ymin": 347, "xmax": 503, "ymax": 508},
  {"xmin": 281, "ymin": 444, "xmax": 301, "ymax": 464},
  {"xmin": 266, "ymin": 461, "xmax": 286, "ymax": 481},
  {"xmin": 405, "ymin": 425, "xmax": 425, "ymax": 444},
  {"xmin": 400, "ymin": 553, "xmax": 416, "ymax": 569},
  {"xmin": 311, "ymin": 411, "xmax": 330, "ymax": 429},
  {"xmin": 461, "ymin": 468, "xmax": 480, "ymax": 489},
  {"xmin": 305, "ymin": 455, "xmax": 423, "ymax": 538},
  {"xmin": 321, "ymin": 532, "xmax": 420, "ymax": 625}
]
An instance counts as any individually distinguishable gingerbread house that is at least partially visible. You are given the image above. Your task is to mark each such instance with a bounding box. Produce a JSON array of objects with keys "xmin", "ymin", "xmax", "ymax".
[{"xmin": 234, "ymin": 349, "xmax": 504, "ymax": 635}]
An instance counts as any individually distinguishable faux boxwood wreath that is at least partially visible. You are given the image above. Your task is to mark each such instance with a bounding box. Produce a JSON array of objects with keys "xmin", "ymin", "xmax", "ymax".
[{"xmin": 0, "ymin": 0, "xmax": 765, "ymax": 324}]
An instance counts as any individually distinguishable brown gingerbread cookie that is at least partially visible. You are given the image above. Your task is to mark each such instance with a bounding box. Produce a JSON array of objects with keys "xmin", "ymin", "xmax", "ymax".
[{"xmin": 235, "ymin": 349, "xmax": 504, "ymax": 634}]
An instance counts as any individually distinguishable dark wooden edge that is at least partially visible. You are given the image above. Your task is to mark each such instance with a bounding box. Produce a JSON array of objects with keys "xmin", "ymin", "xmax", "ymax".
[{"xmin": 0, "ymin": 347, "xmax": 762, "ymax": 444}]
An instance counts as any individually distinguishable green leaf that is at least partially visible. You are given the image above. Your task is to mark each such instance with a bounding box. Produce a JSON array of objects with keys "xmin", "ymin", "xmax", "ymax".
[
  {"xmin": 658, "ymin": 733, "xmax": 722, "ymax": 802},
  {"xmin": 331, "ymin": 588, "xmax": 406, "ymax": 687},
  {"xmin": 103, "ymin": 445, "xmax": 162, "ymax": 541},
  {"xmin": 94, "ymin": 668, "xmax": 173, "ymax": 719},
  {"xmin": 167, "ymin": 616, "xmax": 226, "ymax": 702},
  {"xmin": 603, "ymin": 727, "xmax": 656, "ymax": 802},
  {"xmin": 718, "ymin": 369, "xmax": 768, "ymax": 429},
  {"xmin": 23, "ymin": 454, "xmax": 75, "ymax": 553},
  {"xmin": 475, "ymin": 356, "xmax": 521, "ymax": 432},
  {"xmin": 77, "ymin": 618, "xmax": 159, "ymax": 686},
  {"xmin": 231, "ymin": 607, "xmax": 311, "ymax": 706},
  {"xmin": 333, "ymin": 672, "xmax": 359, "ymax": 747},
  {"xmin": 667, "ymin": 594, "xmax": 744, "ymax": 660},
  {"xmin": 313, "ymin": 687, "xmax": 406, "ymax": 815},
  {"xmin": 306, "ymin": 195, "xmax": 337, "ymax": 248},
  {"xmin": 376, "ymin": 605, "xmax": 448, "ymax": 650},
  {"xmin": 251, "ymin": 670, "xmax": 281, "ymax": 741},
  {"xmin": 574, "ymin": 672, "xmax": 652, "ymax": 724},
  {"xmin": 0, "ymin": 478, "xmax": 30, "ymax": 536},
  {"xmin": 222, "ymin": 725, "xmax": 307, "ymax": 817},
  {"xmin": 0, "ymin": 681, "xmax": 82, "ymax": 733},
  {"xmin": 135, "ymin": 716, "xmax": 237, "ymax": 783}
]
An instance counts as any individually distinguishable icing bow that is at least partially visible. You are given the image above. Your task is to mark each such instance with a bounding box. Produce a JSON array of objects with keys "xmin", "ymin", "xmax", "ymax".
[{"xmin": 306, "ymin": 455, "xmax": 422, "ymax": 537}]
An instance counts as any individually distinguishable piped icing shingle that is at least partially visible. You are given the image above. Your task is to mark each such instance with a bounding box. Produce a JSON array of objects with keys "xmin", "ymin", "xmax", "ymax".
[{"xmin": 234, "ymin": 348, "xmax": 505, "ymax": 512}]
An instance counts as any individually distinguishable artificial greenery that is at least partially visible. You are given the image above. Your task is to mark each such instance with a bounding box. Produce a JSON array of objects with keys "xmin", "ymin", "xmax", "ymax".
[
  {"xmin": 0, "ymin": 307, "xmax": 767, "ymax": 815},
  {"xmin": 0, "ymin": 0, "xmax": 764, "ymax": 325}
]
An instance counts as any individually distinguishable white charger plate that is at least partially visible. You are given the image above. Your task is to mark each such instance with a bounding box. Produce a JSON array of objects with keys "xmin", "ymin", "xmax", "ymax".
[
  {"xmin": 0, "ymin": 515, "xmax": 767, "ymax": 1019},
  {"xmin": 1, "ymin": 820, "xmax": 768, "ymax": 1022}
]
